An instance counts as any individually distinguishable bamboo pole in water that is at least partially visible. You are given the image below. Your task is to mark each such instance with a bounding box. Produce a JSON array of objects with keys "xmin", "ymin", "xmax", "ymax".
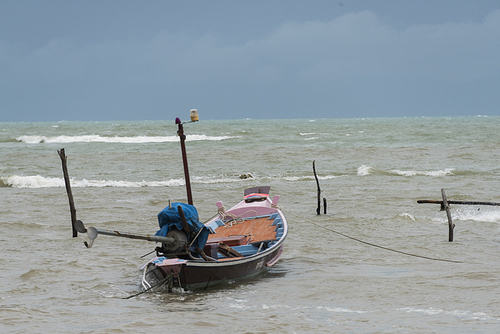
[
  {"xmin": 313, "ymin": 160, "xmax": 321, "ymax": 215},
  {"xmin": 417, "ymin": 199, "xmax": 500, "ymax": 206},
  {"xmin": 441, "ymin": 188, "xmax": 455, "ymax": 242},
  {"xmin": 57, "ymin": 148, "xmax": 78, "ymax": 237}
]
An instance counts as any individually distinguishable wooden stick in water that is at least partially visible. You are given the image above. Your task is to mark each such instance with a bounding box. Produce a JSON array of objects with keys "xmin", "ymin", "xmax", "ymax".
[
  {"xmin": 57, "ymin": 148, "xmax": 78, "ymax": 237},
  {"xmin": 441, "ymin": 188, "xmax": 454, "ymax": 242},
  {"xmin": 313, "ymin": 160, "xmax": 321, "ymax": 215},
  {"xmin": 418, "ymin": 199, "xmax": 500, "ymax": 206}
]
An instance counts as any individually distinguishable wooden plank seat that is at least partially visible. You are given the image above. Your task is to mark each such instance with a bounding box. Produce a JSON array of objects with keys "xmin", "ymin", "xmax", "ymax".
[
  {"xmin": 205, "ymin": 235, "xmax": 248, "ymax": 246},
  {"xmin": 207, "ymin": 216, "xmax": 278, "ymax": 244},
  {"xmin": 204, "ymin": 214, "xmax": 282, "ymax": 260}
]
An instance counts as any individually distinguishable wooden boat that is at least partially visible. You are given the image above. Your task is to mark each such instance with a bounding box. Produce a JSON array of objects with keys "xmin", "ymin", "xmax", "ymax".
[
  {"xmin": 63, "ymin": 112, "xmax": 287, "ymax": 293},
  {"xmin": 141, "ymin": 186, "xmax": 287, "ymax": 291}
]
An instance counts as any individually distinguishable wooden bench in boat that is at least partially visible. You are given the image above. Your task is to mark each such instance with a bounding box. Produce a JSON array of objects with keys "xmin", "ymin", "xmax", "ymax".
[
  {"xmin": 205, "ymin": 235, "xmax": 248, "ymax": 246},
  {"xmin": 204, "ymin": 214, "xmax": 284, "ymax": 259}
]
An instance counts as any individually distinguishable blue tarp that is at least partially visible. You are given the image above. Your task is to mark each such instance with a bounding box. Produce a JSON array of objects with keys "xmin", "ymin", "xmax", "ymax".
[{"xmin": 155, "ymin": 202, "xmax": 209, "ymax": 251}]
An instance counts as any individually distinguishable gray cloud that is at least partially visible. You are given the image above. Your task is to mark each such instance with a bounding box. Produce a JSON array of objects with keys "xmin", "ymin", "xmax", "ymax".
[{"xmin": 1, "ymin": 8, "xmax": 499, "ymax": 121}]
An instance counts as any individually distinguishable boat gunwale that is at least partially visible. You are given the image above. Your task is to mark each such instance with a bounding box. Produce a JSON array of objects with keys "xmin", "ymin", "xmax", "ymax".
[
  {"xmin": 154, "ymin": 207, "xmax": 288, "ymax": 268},
  {"xmin": 184, "ymin": 233, "xmax": 286, "ymax": 268}
]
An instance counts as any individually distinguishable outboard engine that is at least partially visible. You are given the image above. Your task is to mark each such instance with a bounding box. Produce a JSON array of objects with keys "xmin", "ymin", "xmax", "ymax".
[
  {"xmin": 154, "ymin": 202, "xmax": 209, "ymax": 259},
  {"xmin": 158, "ymin": 229, "xmax": 188, "ymax": 254}
]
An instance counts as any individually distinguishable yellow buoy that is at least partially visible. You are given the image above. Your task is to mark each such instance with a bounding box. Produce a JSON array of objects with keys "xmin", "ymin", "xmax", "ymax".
[{"xmin": 190, "ymin": 109, "xmax": 199, "ymax": 122}]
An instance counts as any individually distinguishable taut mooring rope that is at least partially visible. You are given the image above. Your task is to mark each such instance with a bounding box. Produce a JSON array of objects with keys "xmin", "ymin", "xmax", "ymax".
[{"xmin": 283, "ymin": 208, "xmax": 463, "ymax": 264}]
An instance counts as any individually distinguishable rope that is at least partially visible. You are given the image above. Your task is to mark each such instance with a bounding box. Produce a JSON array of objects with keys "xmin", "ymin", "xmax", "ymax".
[
  {"xmin": 123, "ymin": 271, "xmax": 173, "ymax": 299},
  {"xmin": 283, "ymin": 209, "xmax": 463, "ymax": 264},
  {"xmin": 202, "ymin": 212, "xmax": 221, "ymax": 224},
  {"xmin": 219, "ymin": 209, "xmax": 259, "ymax": 227}
]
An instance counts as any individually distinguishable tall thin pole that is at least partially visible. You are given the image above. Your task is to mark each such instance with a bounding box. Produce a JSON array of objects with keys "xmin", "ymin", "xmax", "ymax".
[
  {"xmin": 58, "ymin": 148, "xmax": 78, "ymax": 237},
  {"xmin": 176, "ymin": 119, "xmax": 193, "ymax": 205},
  {"xmin": 313, "ymin": 160, "xmax": 321, "ymax": 215}
]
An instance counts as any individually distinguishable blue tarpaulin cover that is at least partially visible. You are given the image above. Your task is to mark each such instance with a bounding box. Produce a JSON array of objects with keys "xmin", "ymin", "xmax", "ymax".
[{"xmin": 155, "ymin": 202, "xmax": 209, "ymax": 250}]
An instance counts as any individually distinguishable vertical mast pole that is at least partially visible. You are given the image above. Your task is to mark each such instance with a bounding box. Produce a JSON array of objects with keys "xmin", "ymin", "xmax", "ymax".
[{"xmin": 176, "ymin": 118, "xmax": 193, "ymax": 205}]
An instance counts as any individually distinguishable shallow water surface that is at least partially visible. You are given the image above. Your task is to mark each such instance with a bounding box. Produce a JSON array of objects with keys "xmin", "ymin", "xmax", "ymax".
[{"xmin": 1, "ymin": 117, "xmax": 500, "ymax": 333}]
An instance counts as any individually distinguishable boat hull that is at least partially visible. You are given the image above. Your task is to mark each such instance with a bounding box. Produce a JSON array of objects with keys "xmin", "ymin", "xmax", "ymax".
[{"xmin": 160, "ymin": 242, "xmax": 284, "ymax": 290}]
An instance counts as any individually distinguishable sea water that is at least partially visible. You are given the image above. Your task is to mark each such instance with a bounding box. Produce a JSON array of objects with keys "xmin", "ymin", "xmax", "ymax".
[{"xmin": 1, "ymin": 116, "xmax": 500, "ymax": 333}]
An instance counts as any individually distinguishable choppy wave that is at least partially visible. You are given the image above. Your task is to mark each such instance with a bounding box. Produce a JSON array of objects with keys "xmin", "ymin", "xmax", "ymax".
[
  {"xmin": 15, "ymin": 134, "xmax": 238, "ymax": 144},
  {"xmin": 399, "ymin": 307, "xmax": 498, "ymax": 321},
  {"xmin": 1, "ymin": 173, "xmax": 339, "ymax": 188},
  {"xmin": 399, "ymin": 213, "xmax": 416, "ymax": 221},
  {"xmin": 357, "ymin": 165, "xmax": 375, "ymax": 176},
  {"xmin": 229, "ymin": 301, "xmax": 368, "ymax": 314},
  {"xmin": 0, "ymin": 175, "xmax": 186, "ymax": 188},
  {"xmin": 283, "ymin": 175, "xmax": 340, "ymax": 181},
  {"xmin": 1, "ymin": 175, "xmax": 64, "ymax": 188},
  {"xmin": 357, "ymin": 165, "xmax": 454, "ymax": 177},
  {"xmin": 430, "ymin": 207, "xmax": 500, "ymax": 224},
  {"xmin": 390, "ymin": 168, "xmax": 455, "ymax": 177},
  {"xmin": 453, "ymin": 207, "xmax": 500, "ymax": 223},
  {"xmin": 1, "ymin": 174, "xmax": 254, "ymax": 188}
]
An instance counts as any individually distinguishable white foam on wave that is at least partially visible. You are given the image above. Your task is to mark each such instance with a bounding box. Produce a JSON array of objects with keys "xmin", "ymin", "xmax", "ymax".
[
  {"xmin": 283, "ymin": 175, "xmax": 340, "ymax": 181},
  {"xmin": 3, "ymin": 172, "xmax": 345, "ymax": 188},
  {"xmin": 300, "ymin": 133, "xmax": 319, "ymax": 141},
  {"xmin": 75, "ymin": 178, "xmax": 186, "ymax": 188},
  {"xmin": 357, "ymin": 165, "xmax": 373, "ymax": 176},
  {"xmin": 400, "ymin": 307, "xmax": 445, "ymax": 316},
  {"xmin": 399, "ymin": 307, "xmax": 495, "ymax": 321},
  {"xmin": 357, "ymin": 166, "xmax": 454, "ymax": 177},
  {"xmin": 187, "ymin": 134, "xmax": 238, "ymax": 142},
  {"xmin": 2, "ymin": 175, "xmax": 65, "ymax": 188},
  {"xmin": 1, "ymin": 174, "xmax": 254, "ymax": 188},
  {"xmin": 453, "ymin": 207, "xmax": 500, "ymax": 223},
  {"xmin": 16, "ymin": 134, "xmax": 238, "ymax": 144},
  {"xmin": 431, "ymin": 208, "xmax": 500, "ymax": 224},
  {"xmin": 231, "ymin": 303, "xmax": 367, "ymax": 315},
  {"xmin": 390, "ymin": 168, "xmax": 454, "ymax": 177},
  {"xmin": 1, "ymin": 175, "xmax": 185, "ymax": 188},
  {"xmin": 192, "ymin": 176, "xmax": 246, "ymax": 184},
  {"xmin": 322, "ymin": 306, "xmax": 367, "ymax": 314},
  {"xmin": 399, "ymin": 213, "xmax": 416, "ymax": 221}
]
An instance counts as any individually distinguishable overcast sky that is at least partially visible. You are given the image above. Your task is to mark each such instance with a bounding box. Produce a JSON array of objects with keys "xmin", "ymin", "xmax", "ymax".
[{"xmin": 1, "ymin": 0, "xmax": 499, "ymax": 122}]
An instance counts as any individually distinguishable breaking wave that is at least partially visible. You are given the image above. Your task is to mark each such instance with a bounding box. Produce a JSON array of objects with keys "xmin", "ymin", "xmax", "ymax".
[
  {"xmin": 1, "ymin": 173, "xmax": 340, "ymax": 188},
  {"xmin": 398, "ymin": 307, "xmax": 498, "ymax": 321},
  {"xmin": 357, "ymin": 165, "xmax": 454, "ymax": 177},
  {"xmin": 0, "ymin": 174, "xmax": 253, "ymax": 188},
  {"xmin": 399, "ymin": 213, "xmax": 416, "ymax": 221},
  {"xmin": 389, "ymin": 168, "xmax": 455, "ymax": 177},
  {"xmin": 283, "ymin": 175, "xmax": 340, "ymax": 181},
  {"xmin": 15, "ymin": 134, "xmax": 238, "ymax": 144},
  {"xmin": 0, "ymin": 175, "xmax": 185, "ymax": 188},
  {"xmin": 452, "ymin": 207, "xmax": 500, "ymax": 223},
  {"xmin": 357, "ymin": 165, "xmax": 374, "ymax": 176}
]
